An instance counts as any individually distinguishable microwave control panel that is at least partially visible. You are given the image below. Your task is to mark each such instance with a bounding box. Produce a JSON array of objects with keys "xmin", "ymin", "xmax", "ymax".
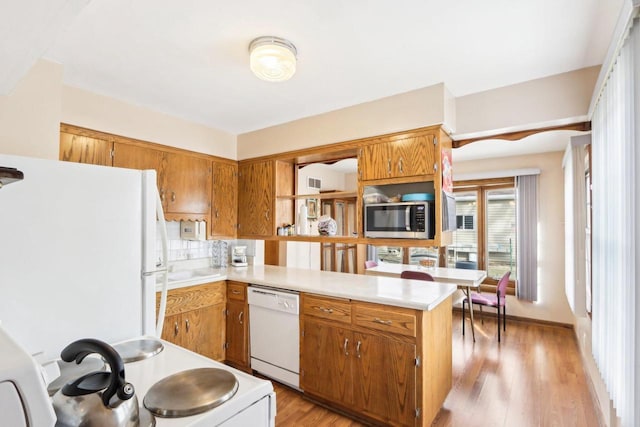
[{"xmin": 415, "ymin": 205, "xmax": 425, "ymax": 231}]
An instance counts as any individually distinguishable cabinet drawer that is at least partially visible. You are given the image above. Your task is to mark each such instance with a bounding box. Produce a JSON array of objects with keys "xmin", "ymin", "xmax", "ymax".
[
  {"xmin": 157, "ymin": 281, "xmax": 226, "ymax": 317},
  {"xmin": 303, "ymin": 294, "xmax": 351, "ymax": 324},
  {"xmin": 227, "ymin": 281, "xmax": 247, "ymax": 302},
  {"xmin": 353, "ymin": 302, "xmax": 417, "ymax": 337}
]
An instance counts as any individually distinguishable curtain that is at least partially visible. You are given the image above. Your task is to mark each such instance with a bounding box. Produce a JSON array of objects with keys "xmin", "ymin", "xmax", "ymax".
[
  {"xmin": 515, "ymin": 174, "xmax": 538, "ymax": 301},
  {"xmin": 591, "ymin": 17, "xmax": 639, "ymax": 427},
  {"xmin": 562, "ymin": 140, "xmax": 588, "ymax": 316}
]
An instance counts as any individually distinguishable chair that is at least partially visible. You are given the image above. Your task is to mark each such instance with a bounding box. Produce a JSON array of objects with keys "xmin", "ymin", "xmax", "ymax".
[
  {"xmin": 400, "ymin": 270, "xmax": 434, "ymax": 281},
  {"xmin": 462, "ymin": 271, "xmax": 510, "ymax": 342},
  {"xmin": 364, "ymin": 260, "xmax": 378, "ymax": 269},
  {"xmin": 455, "ymin": 260, "xmax": 478, "ymax": 270}
]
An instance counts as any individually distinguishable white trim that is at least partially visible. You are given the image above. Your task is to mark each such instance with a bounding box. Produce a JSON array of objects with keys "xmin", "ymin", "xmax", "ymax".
[
  {"xmin": 588, "ymin": 1, "xmax": 640, "ymax": 118},
  {"xmin": 453, "ymin": 168, "xmax": 540, "ymax": 181}
]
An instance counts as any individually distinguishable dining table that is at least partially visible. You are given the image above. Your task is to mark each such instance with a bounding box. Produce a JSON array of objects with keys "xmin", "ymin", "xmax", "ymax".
[{"xmin": 365, "ymin": 263, "xmax": 487, "ymax": 342}]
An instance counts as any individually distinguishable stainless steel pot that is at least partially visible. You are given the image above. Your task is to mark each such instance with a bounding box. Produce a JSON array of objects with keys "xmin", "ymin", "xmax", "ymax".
[{"xmin": 52, "ymin": 338, "xmax": 141, "ymax": 427}]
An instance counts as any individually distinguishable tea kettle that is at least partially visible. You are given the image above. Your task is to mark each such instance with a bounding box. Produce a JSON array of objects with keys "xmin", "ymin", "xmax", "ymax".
[{"xmin": 52, "ymin": 338, "xmax": 141, "ymax": 427}]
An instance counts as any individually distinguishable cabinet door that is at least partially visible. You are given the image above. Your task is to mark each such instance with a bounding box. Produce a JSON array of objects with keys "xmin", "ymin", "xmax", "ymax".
[
  {"xmin": 164, "ymin": 152, "xmax": 212, "ymax": 215},
  {"xmin": 112, "ymin": 142, "xmax": 166, "ymax": 196},
  {"xmin": 183, "ymin": 303, "xmax": 225, "ymax": 361},
  {"xmin": 238, "ymin": 161, "xmax": 273, "ymax": 237},
  {"xmin": 393, "ymin": 134, "xmax": 435, "ymax": 177},
  {"xmin": 352, "ymin": 332, "xmax": 416, "ymax": 425},
  {"xmin": 59, "ymin": 132, "xmax": 113, "ymax": 166},
  {"xmin": 211, "ymin": 162, "xmax": 238, "ymax": 238},
  {"xmin": 300, "ymin": 319, "xmax": 353, "ymax": 405},
  {"xmin": 160, "ymin": 313, "xmax": 184, "ymax": 347},
  {"xmin": 360, "ymin": 142, "xmax": 393, "ymax": 180},
  {"xmin": 225, "ymin": 300, "xmax": 248, "ymax": 368}
]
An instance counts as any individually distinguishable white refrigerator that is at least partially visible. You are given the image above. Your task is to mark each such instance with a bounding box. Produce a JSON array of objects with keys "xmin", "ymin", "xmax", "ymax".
[{"xmin": 0, "ymin": 153, "xmax": 168, "ymax": 360}]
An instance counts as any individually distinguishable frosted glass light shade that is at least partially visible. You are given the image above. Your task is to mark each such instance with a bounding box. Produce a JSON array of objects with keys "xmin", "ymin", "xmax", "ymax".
[{"xmin": 249, "ymin": 36, "xmax": 297, "ymax": 82}]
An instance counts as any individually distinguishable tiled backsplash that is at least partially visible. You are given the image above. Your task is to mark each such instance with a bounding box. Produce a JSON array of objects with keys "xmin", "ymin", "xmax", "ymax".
[
  {"xmin": 157, "ymin": 221, "xmax": 228, "ymax": 266},
  {"xmin": 156, "ymin": 222, "xmax": 264, "ymax": 268}
]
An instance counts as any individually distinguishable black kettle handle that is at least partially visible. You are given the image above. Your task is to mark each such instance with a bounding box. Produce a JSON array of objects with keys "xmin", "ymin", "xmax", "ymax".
[{"xmin": 60, "ymin": 338, "xmax": 134, "ymax": 406}]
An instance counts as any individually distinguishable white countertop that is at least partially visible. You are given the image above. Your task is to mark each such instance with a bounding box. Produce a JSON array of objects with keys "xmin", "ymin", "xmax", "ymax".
[
  {"xmin": 158, "ymin": 265, "xmax": 457, "ymax": 311},
  {"xmin": 365, "ymin": 263, "xmax": 487, "ymax": 287}
]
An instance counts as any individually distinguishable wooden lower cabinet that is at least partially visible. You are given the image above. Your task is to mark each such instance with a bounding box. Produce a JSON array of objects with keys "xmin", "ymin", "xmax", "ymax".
[
  {"xmin": 225, "ymin": 281, "xmax": 250, "ymax": 370},
  {"xmin": 352, "ymin": 332, "xmax": 416, "ymax": 425},
  {"xmin": 300, "ymin": 294, "xmax": 452, "ymax": 426},
  {"xmin": 300, "ymin": 319, "xmax": 354, "ymax": 405},
  {"xmin": 156, "ymin": 281, "xmax": 226, "ymax": 361}
]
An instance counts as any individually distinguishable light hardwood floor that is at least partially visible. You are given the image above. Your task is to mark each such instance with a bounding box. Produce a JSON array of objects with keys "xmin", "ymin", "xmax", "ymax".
[{"xmin": 272, "ymin": 312, "xmax": 601, "ymax": 427}]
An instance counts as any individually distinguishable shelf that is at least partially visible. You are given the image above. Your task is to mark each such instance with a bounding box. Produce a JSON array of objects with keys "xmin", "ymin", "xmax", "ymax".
[{"xmin": 275, "ymin": 191, "xmax": 357, "ymax": 200}]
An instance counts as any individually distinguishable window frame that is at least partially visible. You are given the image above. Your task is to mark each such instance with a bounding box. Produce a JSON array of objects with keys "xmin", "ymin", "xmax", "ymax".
[{"xmin": 451, "ymin": 177, "xmax": 517, "ymax": 295}]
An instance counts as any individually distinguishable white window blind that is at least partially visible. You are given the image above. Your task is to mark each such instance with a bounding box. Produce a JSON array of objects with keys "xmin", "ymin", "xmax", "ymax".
[
  {"xmin": 591, "ymin": 16, "xmax": 639, "ymax": 427},
  {"xmin": 515, "ymin": 174, "xmax": 538, "ymax": 301}
]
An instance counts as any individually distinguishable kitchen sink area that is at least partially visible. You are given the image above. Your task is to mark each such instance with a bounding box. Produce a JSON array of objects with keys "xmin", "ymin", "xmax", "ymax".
[{"xmin": 157, "ymin": 267, "xmax": 225, "ymax": 289}]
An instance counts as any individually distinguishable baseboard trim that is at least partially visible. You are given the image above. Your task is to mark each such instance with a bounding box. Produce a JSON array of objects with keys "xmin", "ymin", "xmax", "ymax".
[{"xmin": 452, "ymin": 306, "xmax": 573, "ymax": 329}]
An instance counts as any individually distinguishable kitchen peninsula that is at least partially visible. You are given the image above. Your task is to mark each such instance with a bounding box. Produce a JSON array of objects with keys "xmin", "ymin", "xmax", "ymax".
[{"xmin": 157, "ymin": 265, "xmax": 457, "ymax": 426}]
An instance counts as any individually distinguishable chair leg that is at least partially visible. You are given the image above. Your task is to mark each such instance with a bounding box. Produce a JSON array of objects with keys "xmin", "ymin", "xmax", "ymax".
[
  {"xmin": 503, "ymin": 305, "xmax": 506, "ymax": 331},
  {"xmin": 462, "ymin": 299, "xmax": 466, "ymax": 336},
  {"xmin": 479, "ymin": 305, "xmax": 484, "ymax": 324},
  {"xmin": 497, "ymin": 306, "xmax": 501, "ymax": 342}
]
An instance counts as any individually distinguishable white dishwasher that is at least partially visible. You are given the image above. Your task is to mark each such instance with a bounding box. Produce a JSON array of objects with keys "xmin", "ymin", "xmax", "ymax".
[{"xmin": 248, "ymin": 286, "xmax": 300, "ymax": 389}]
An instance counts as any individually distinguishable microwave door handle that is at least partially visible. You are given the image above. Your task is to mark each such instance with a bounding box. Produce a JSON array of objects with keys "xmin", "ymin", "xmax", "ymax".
[{"xmin": 405, "ymin": 206, "xmax": 412, "ymax": 231}]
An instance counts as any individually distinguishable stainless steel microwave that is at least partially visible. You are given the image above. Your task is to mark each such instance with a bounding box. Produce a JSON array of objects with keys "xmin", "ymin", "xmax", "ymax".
[{"xmin": 364, "ymin": 201, "xmax": 435, "ymax": 239}]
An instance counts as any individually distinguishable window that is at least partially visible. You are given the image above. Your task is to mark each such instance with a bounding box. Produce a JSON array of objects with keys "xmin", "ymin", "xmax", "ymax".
[
  {"xmin": 448, "ymin": 177, "xmax": 517, "ymax": 293},
  {"xmin": 456, "ymin": 214, "xmax": 475, "ymax": 230}
]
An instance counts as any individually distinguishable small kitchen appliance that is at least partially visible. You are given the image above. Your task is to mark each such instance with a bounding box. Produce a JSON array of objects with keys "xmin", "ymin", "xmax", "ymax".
[
  {"xmin": 232, "ymin": 245, "xmax": 248, "ymax": 267},
  {"xmin": 364, "ymin": 200, "xmax": 435, "ymax": 239}
]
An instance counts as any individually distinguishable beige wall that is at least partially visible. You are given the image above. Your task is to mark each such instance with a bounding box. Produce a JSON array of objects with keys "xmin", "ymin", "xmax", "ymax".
[
  {"xmin": 0, "ymin": 59, "xmax": 237, "ymax": 161},
  {"xmin": 0, "ymin": 60, "xmax": 62, "ymax": 159},
  {"xmin": 455, "ymin": 66, "xmax": 600, "ymax": 135},
  {"xmin": 454, "ymin": 150, "xmax": 574, "ymax": 324},
  {"xmin": 237, "ymin": 83, "xmax": 448, "ymax": 160},
  {"xmin": 62, "ymin": 86, "xmax": 237, "ymax": 159}
]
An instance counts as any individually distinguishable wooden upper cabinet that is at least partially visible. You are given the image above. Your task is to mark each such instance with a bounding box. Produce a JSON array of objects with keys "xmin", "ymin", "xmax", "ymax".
[
  {"xmin": 238, "ymin": 160, "xmax": 274, "ymax": 237},
  {"xmin": 113, "ymin": 142, "xmax": 165, "ymax": 173},
  {"xmin": 113, "ymin": 143, "xmax": 211, "ymax": 217},
  {"xmin": 59, "ymin": 132, "xmax": 113, "ymax": 166},
  {"xmin": 210, "ymin": 161, "xmax": 238, "ymax": 238},
  {"xmin": 360, "ymin": 133, "xmax": 436, "ymax": 181},
  {"xmin": 163, "ymin": 152, "xmax": 212, "ymax": 216}
]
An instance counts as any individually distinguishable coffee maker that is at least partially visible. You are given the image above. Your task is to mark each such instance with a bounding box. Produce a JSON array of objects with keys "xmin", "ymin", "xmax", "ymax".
[{"xmin": 231, "ymin": 246, "xmax": 248, "ymax": 267}]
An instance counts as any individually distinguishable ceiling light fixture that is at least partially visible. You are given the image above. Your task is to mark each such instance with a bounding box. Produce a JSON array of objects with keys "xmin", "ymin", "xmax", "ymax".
[{"xmin": 249, "ymin": 36, "xmax": 297, "ymax": 82}]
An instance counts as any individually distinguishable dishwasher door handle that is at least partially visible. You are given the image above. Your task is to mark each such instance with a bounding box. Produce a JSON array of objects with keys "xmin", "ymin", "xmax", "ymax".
[{"xmin": 251, "ymin": 289, "xmax": 277, "ymax": 297}]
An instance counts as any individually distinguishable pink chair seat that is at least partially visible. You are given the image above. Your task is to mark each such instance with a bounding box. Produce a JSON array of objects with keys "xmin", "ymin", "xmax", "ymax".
[{"xmin": 469, "ymin": 292, "xmax": 505, "ymax": 307}]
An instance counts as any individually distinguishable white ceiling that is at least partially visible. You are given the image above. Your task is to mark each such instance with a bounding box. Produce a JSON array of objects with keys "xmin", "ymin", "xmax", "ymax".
[{"xmin": 2, "ymin": 0, "xmax": 622, "ymax": 137}]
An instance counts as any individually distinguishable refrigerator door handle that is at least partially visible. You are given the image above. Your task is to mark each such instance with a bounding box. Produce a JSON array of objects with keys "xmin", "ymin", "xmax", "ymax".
[{"xmin": 154, "ymin": 187, "xmax": 170, "ymax": 338}]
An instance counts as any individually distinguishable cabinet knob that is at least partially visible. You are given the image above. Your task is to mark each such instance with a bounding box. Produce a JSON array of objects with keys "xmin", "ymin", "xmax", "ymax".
[
  {"xmin": 171, "ymin": 191, "xmax": 176, "ymax": 202},
  {"xmin": 160, "ymin": 189, "xmax": 166, "ymax": 201},
  {"xmin": 343, "ymin": 338, "xmax": 349, "ymax": 356},
  {"xmin": 398, "ymin": 158, "xmax": 403, "ymax": 174},
  {"xmin": 356, "ymin": 340, "xmax": 362, "ymax": 358},
  {"xmin": 387, "ymin": 159, "xmax": 391, "ymax": 175},
  {"xmin": 238, "ymin": 311, "xmax": 244, "ymax": 324},
  {"xmin": 185, "ymin": 318, "xmax": 190, "ymax": 332},
  {"xmin": 174, "ymin": 322, "xmax": 179, "ymax": 336},
  {"xmin": 373, "ymin": 318, "xmax": 393, "ymax": 325}
]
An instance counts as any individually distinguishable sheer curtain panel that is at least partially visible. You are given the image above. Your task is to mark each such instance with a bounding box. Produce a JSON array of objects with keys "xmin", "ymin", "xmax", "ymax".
[
  {"xmin": 562, "ymin": 138, "xmax": 588, "ymax": 317},
  {"xmin": 515, "ymin": 174, "xmax": 538, "ymax": 301},
  {"xmin": 591, "ymin": 16, "xmax": 639, "ymax": 427}
]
